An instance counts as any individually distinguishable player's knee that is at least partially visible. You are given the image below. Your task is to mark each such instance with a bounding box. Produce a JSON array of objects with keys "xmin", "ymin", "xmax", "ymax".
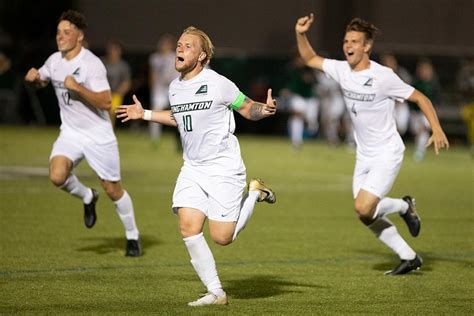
[
  {"xmin": 179, "ymin": 222, "xmax": 202, "ymax": 238},
  {"xmin": 101, "ymin": 182, "xmax": 123, "ymax": 201},
  {"xmin": 49, "ymin": 171, "xmax": 67, "ymax": 187},
  {"xmin": 354, "ymin": 201, "xmax": 375, "ymax": 224},
  {"xmin": 211, "ymin": 235, "xmax": 232, "ymax": 246}
]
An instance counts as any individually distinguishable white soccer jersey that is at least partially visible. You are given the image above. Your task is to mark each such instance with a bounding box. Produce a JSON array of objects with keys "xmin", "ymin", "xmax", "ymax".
[
  {"xmin": 39, "ymin": 47, "xmax": 115, "ymax": 144},
  {"xmin": 323, "ymin": 59, "xmax": 414, "ymax": 158},
  {"xmin": 169, "ymin": 69, "xmax": 245, "ymax": 176}
]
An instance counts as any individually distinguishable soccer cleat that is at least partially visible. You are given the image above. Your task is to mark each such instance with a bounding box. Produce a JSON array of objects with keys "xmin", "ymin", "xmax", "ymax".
[
  {"xmin": 188, "ymin": 292, "xmax": 228, "ymax": 307},
  {"xmin": 125, "ymin": 239, "xmax": 142, "ymax": 257},
  {"xmin": 84, "ymin": 189, "xmax": 99, "ymax": 228},
  {"xmin": 385, "ymin": 254, "xmax": 423, "ymax": 275},
  {"xmin": 248, "ymin": 178, "xmax": 276, "ymax": 204},
  {"xmin": 401, "ymin": 196, "xmax": 421, "ymax": 237}
]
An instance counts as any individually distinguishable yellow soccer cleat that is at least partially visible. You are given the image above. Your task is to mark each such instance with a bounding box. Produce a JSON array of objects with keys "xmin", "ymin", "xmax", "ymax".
[{"xmin": 249, "ymin": 178, "xmax": 276, "ymax": 204}]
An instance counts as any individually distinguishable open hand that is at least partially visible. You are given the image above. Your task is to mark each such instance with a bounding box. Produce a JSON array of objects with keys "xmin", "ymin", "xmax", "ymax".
[
  {"xmin": 115, "ymin": 94, "xmax": 145, "ymax": 122},
  {"xmin": 426, "ymin": 129, "xmax": 450, "ymax": 155}
]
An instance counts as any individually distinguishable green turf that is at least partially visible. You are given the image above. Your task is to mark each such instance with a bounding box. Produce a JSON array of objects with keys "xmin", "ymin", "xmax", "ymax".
[{"xmin": 0, "ymin": 126, "xmax": 473, "ymax": 314}]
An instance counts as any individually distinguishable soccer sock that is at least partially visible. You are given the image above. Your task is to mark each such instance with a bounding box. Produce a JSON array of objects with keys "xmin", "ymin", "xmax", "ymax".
[
  {"xmin": 289, "ymin": 116, "xmax": 304, "ymax": 147},
  {"xmin": 114, "ymin": 191, "xmax": 139, "ymax": 240},
  {"xmin": 368, "ymin": 217, "xmax": 416, "ymax": 260},
  {"xmin": 149, "ymin": 122, "xmax": 162, "ymax": 140},
  {"xmin": 416, "ymin": 130, "xmax": 429, "ymax": 154},
  {"xmin": 60, "ymin": 174, "xmax": 93, "ymax": 204},
  {"xmin": 232, "ymin": 191, "xmax": 259, "ymax": 241},
  {"xmin": 373, "ymin": 197, "xmax": 409, "ymax": 218},
  {"xmin": 184, "ymin": 232, "xmax": 224, "ymax": 296}
]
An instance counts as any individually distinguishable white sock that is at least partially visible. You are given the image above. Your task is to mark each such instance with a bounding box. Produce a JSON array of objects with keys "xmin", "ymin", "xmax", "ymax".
[
  {"xmin": 149, "ymin": 121, "xmax": 162, "ymax": 140},
  {"xmin": 60, "ymin": 174, "xmax": 93, "ymax": 204},
  {"xmin": 373, "ymin": 197, "xmax": 409, "ymax": 218},
  {"xmin": 233, "ymin": 191, "xmax": 259, "ymax": 241},
  {"xmin": 289, "ymin": 117, "xmax": 304, "ymax": 147},
  {"xmin": 114, "ymin": 191, "xmax": 139, "ymax": 240},
  {"xmin": 368, "ymin": 217, "xmax": 416, "ymax": 260},
  {"xmin": 415, "ymin": 131, "xmax": 429, "ymax": 155},
  {"xmin": 184, "ymin": 232, "xmax": 224, "ymax": 296}
]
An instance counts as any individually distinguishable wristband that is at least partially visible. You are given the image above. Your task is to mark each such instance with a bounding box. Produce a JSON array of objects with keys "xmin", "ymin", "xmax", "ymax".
[{"xmin": 143, "ymin": 110, "xmax": 152, "ymax": 121}]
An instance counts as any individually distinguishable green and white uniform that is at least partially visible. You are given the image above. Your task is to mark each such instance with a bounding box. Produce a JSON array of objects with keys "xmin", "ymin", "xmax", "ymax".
[{"xmin": 170, "ymin": 69, "xmax": 247, "ymax": 221}]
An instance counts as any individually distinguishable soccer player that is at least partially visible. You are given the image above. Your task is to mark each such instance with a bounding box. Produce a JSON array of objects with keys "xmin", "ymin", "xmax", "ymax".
[
  {"xmin": 149, "ymin": 34, "xmax": 179, "ymax": 144},
  {"xmin": 116, "ymin": 26, "xmax": 277, "ymax": 305},
  {"xmin": 295, "ymin": 13, "xmax": 449, "ymax": 274},
  {"xmin": 24, "ymin": 10, "xmax": 141, "ymax": 257}
]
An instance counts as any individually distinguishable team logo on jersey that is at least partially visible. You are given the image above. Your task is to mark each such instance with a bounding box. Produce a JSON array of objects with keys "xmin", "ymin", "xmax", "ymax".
[
  {"xmin": 342, "ymin": 89, "xmax": 375, "ymax": 102},
  {"xmin": 72, "ymin": 67, "xmax": 81, "ymax": 76},
  {"xmin": 195, "ymin": 85, "xmax": 208, "ymax": 95},
  {"xmin": 171, "ymin": 101, "xmax": 213, "ymax": 114},
  {"xmin": 363, "ymin": 78, "xmax": 373, "ymax": 86}
]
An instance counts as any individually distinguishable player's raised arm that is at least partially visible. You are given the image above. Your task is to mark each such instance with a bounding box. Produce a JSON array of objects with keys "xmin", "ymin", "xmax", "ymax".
[
  {"xmin": 116, "ymin": 94, "xmax": 177, "ymax": 126},
  {"xmin": 236, "ymin": 88, "xmax": 277, "ymax": 121},
  {"xmin": 295, "ymin": 13, "xmax": 325, "ymax": 71},
  {"xmin": 407, "ymin": 89, "xmax": 449, "ymax": 154}
]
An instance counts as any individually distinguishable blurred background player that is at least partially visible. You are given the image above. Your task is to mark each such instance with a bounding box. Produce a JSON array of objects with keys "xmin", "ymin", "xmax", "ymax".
[
  {"xmin": 284, "ymin": 54, "xmax": 319, "ymax": 149},
  {"xmin": 408, "ymin": 58, "xmax": 442, "ymax": 161},
  {"xmin": 316, "ymin": 69, "xmax": 346, "ymax": 146},
  {"xmin": 296, "ymin": 13, "xmax": 449, "ymax": 275},
  {"xmin": 457, "ymin": 56, "xmax": 474, "ymax": 155},
  {"xmin": 380, "ymin": 53, "xmax": 412, "ymax": 137},
  {"xmin": 117, "ymin": 26, "xmax": 277, "ymax": 306},
  {"xmin": 24, "ymin": 10, "xmax": 141, "ymax": 257},
  {"xmin": 102, "ymin": 39, "xmax": 132, "ymax": 126},
  {"xmin": 149, "ymin": 34, "xmax": 179, "ymax": 145}
]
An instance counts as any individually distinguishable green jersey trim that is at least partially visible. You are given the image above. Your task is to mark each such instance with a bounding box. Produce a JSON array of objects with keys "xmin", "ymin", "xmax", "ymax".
[{"xmin": 230, "ymin": 92, "xmax": 246, "ymax": 110}]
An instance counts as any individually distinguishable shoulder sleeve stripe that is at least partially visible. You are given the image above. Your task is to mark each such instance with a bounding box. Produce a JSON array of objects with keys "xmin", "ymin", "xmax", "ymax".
[{"xmin": 230, "ymin": 91, "xmax": 246, "ymax": 110}]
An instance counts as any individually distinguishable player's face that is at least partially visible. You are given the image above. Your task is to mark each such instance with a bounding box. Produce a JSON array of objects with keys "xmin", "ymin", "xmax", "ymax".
[
  {"xmin": 56, "ymin": 20, "xmax": 83, "ymax": 54},
  {"xmin": 175, "ymin": 33, "xmax": 204, "ymax": 74},
  {"xmin": 343, "ymin": 31, "xmax": 371, "ymax": 69}
]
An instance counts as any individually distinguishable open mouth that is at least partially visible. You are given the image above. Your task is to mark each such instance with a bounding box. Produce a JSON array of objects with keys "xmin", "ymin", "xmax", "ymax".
[{"xmin": 177, "ymin": 56, "xmax": 184, "ymax": 62}]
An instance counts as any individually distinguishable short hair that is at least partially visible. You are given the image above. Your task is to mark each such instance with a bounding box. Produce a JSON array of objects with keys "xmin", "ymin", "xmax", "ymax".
[
  {"xmin": 346, "ymin": 18, "xmax": 379, "ymax": 42},
  {"xmin": 182, "ymin": 26, "xmax": 214, "ymax": 65},
  {"xmin": 58, "ymin": 10, "xmax": 87, "ymax": 31}
]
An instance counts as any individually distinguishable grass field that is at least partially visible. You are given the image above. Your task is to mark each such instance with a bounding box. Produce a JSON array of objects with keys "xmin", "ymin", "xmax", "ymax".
[{"xmin": 0, "ymin": 126, "xmax": 472, "ymax": 314}]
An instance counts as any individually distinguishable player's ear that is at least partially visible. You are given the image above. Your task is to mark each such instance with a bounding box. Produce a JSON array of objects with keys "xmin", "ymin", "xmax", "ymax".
[
  {"xmin": 78, "ymin": 31, "xmax": 85, "ymax": 43},
  {"xmin": 198, "ymin": 52, "xmax": 206, "ymax": 62},
  {"xmin": 364, "ymin": 40, "xmax": 373, "ymax": 53}
]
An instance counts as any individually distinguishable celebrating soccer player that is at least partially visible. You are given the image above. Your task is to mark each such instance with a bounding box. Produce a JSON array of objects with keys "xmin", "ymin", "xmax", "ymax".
[
  {"xmin": 116, "ymin": 26, "xmax": 277, "ymax": 305},
  {"xmin": 25, "ymin": 10, "xmax": 141, "ymax": 257},
  {"xmin": 295, "ymin": 13, "xmax": 449, "ymax": 275}
]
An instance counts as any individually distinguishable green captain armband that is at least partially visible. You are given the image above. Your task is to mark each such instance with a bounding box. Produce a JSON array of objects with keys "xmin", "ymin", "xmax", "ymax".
[{"xmin": 230, "ymin": 92, "xmax": 246, "ymax": 110}]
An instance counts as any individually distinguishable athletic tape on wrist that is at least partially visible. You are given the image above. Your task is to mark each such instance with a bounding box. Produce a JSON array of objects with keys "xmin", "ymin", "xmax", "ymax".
[{"xmin": 143, "ymin": 110, "xmax": 152, "ymax": 121}]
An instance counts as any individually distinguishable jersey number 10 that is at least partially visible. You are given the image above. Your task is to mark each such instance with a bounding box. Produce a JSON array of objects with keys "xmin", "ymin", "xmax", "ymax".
[{"xmin": 182, "ymin": 115, "xmax": 193, "ymax": 132}]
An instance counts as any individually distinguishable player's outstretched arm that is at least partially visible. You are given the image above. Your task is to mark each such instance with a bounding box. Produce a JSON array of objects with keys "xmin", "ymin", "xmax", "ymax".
[
  {"xmin": 237, "ymin": 89, "xmax": 277, "ymax": 121},
  {"xmin": 295, "ymin": 13, "xmax": 324, "ymax": 71},
  {"xmin": 116, "ymin": 94, "xmax": 177, "ymax": 126},
  {"xmin": 24, "ymin": 68, "xmax": 49, "ymax": 89},
  {"xmin": 408, "ymin": 89, "xmax": 450, "ymax": 154}
]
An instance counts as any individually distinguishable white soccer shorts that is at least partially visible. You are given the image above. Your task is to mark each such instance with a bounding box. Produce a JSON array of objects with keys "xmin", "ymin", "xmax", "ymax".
[
  {"xmin": 352, "ymin": 151, "xmax": 404, "ymax": 199},
  {"xmin": 50, "ymin": 131, "xmax": 121, "ymax": 181},
  {"xmin": 172, "ymin": 167, "xmax": 246, "ymax": 222}
]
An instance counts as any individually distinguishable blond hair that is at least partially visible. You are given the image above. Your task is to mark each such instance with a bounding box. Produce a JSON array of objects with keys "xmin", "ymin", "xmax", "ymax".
[{"xmin": 182, "ymin": 26, "xmax": 214, "ymax": 65}]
